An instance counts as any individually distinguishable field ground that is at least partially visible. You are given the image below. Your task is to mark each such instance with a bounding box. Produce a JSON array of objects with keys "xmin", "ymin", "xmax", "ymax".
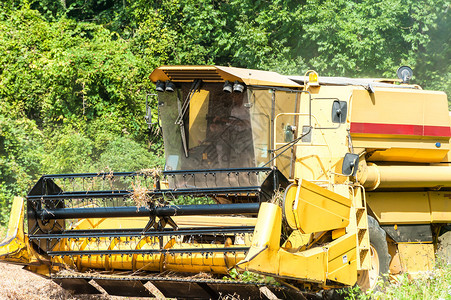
[
  {"xmin": 0, "ymin": 225, "xmax": 164, "ymax": 300},
  {"xmin": 0, "ymin": 262, "xmax": 167, "ymax": 300},
  {"xmin": 0, "ymin": 262, "xmax": 90, "ymax": 300}
]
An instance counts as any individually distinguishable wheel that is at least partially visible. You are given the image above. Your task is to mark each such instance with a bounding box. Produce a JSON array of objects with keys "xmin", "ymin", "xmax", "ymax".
[{"xmin": 356, "ymin": 216, "xmax": 391, "ymax": 291}]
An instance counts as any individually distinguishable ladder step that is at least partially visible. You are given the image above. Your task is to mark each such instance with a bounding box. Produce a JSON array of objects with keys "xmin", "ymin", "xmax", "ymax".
[{"xmin": 354, "ymin": 191, "xmax": 370, "ymax": 270}]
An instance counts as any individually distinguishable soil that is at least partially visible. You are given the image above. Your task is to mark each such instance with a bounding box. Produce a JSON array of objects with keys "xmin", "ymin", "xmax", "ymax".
[{"xmin": 0, "ymin": 262, "xmax": 164, "ymax": 300}]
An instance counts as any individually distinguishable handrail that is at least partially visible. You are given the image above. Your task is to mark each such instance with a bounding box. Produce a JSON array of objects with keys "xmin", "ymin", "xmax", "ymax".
[{"xmin": 272, "ymin": 112, "xmax": 333, "ymax": 179}]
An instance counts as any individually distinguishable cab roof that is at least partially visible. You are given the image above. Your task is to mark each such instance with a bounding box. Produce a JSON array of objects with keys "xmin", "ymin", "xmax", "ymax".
[
  {"xmin": 150, "ymin": 65, "xmax": 302, "ymax": 88},
  {"xmin": 150, "ymin": 65, "xmax": 420, "ymax": 90}
]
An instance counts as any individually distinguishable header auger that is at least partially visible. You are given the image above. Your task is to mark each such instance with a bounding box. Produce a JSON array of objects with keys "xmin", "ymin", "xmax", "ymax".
[{"xmin": 1, "ymin": 65, "xmax": 450, "ymax": 299}]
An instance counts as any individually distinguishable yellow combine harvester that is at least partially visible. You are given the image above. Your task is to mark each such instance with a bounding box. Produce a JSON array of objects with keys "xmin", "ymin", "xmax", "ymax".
[{"xmin": 1, "ymin": 65, "xmax": 450, "ymax": 299}]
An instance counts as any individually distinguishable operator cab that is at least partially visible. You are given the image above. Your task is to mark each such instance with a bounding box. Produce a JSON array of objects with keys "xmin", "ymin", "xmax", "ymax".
[
  {"xmin": 158, "ymin": 82, "xmax": 255, "ymax": 171},
  {"xmin": 150, "ymin": 66, "xmax": 303, "ymax": 192}
]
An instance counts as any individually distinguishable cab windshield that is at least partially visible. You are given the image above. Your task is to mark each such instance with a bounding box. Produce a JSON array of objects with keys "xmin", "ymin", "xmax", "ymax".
[{"xmin": 159, "ymin": 83, "xmax": 255, "ymax": 171}]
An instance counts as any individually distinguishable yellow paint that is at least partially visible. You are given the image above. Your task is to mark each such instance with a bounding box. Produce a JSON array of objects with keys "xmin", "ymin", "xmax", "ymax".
[
  {"xmin": 283, "ymin": 230, "xmax": 312, "ymax": 250},
  {"xmin": 284, "ymin": 180, "xmax": 351, "ymax": 233},
  {"xmin": 5, "ymin": 197, "xmax": 25, "ymax": 241},
  {"xmin": 56, "ymin": 214, "xmax": 257, "ymax": 274},
  {"xmin": 71, "ymin": 215, "xmax": 257, "ymax": 231},
  {"xmin": 351, "ymin": 89, "xmax": 448, "ymax": 127},
  {"xmin": 332, "ymin": 228, "xmax": 346, "ymax": 239},
  {"xmin": 364, "ymin": 147, "xmax": 448, "ymax": 163},
  {"xmin": 150, "ymin": 65, "xmax": 302, "ymax": 88},
  {"xmin": 326, "ymin": 233, "xmax": 358, "ymax": 285},
  {"xmin": 367, "ymin": 192, "xmax": 431, "ymax": 224},
  {"xmin": 24, "ymin": 264, "xmax": 54, "ymax": 277},
  {"xmin": 397, "ymin": 243, "xmax": 435, "ymax": 274},
  {"xmin": 350, "ymin": 88, "xmax": 450, "ymax": 163},
  {"xmin": 350, "ymin": 186, "xmax": 371, "ymax": 271},
  {"xmin": 367, "ymin": 191, "xmax": 451, "ymax": 224},
  {"xmin": 277, "ymin": 247, "xmax": 327, "ymax": 283},
  {"xmin": 0, "ymin": 197, "xmax": 29, "ymax": 264},
  {"xmin": 293, "ymin": 86, "xmax": 351, "ymax": 184},
  {"xmin": 362, "ymin": 165, "xmax": 451, "ymax": 189},
  {"xmin": 53, "ymin": 232, "xmax": 249, "ymax": 274},
  {"xmin": 238, "ymin": 203, "xmax": 357, "ymax": 286},
  {"xmin": 429, "ymin": 192, "xmax": 451, "ymax": 222},
  {"xmin": 188, "ymin": 90, "xmax": 209, "ymax": 148}
]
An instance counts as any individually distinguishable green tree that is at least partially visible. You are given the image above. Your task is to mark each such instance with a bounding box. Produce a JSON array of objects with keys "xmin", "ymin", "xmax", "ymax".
[
  {"xmin": 0, "ymin": 113, "xmax": 44, "ymax": 223},
  {"xmin": 0, "ymin": 6, "xmax": 163, "ymax": 224},
  {"xmin": 0, "ymin": 0, "xmax": 449, "ymax": 224}
]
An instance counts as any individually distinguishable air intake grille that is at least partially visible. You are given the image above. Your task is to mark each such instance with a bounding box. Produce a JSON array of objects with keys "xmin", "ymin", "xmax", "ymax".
[{"xmin": 163, "ymin": 69, "xmax": 223, "ymax": 82}]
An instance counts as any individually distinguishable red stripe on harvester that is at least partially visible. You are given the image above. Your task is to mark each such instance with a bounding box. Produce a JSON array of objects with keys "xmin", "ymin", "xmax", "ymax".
[
  {"xmin": 424, "ymin": 125, "xmax": 451, "ymax": 137},
  {"xmin": 350, "ymin": 122, "xmax": 451, "ymax": 137}
]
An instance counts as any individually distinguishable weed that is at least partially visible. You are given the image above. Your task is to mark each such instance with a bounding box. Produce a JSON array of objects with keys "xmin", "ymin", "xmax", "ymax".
[
  {"xmin": 223, "ymin": 268, "xmax": 280, "ymax": 286},
  {"xmin": 339, "ymin": 262, "xmax": 451, "ymax": 300}
]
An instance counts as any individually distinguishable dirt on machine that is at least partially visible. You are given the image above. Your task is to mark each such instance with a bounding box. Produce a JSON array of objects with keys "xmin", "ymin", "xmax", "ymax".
[{"xmin": 1, "ymin": 65, "xmax": 450, "ymax": 299}]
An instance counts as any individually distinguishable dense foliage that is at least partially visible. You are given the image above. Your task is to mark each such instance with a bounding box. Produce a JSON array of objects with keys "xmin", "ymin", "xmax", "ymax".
[{"xmin": 0, "ymin": 0, "xmax": 449, "ymax": 223}]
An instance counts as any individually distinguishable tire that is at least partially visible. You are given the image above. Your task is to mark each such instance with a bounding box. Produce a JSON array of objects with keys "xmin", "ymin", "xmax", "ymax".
[{"xmin": 356, "ymin": 216, "xmax": 391, "ymax": 291}]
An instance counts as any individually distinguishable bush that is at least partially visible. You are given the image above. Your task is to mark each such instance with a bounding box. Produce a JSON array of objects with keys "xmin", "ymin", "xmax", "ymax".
[
  {"xmin": 0, "ymin": 114, "xmax": 44, "ymax": 224},
  {"xmin": 42, "ymin": 128, "xmax": 94, "ymax": 174},
  {"xmin": 96, "ymin": 136, "xmax": 164, "ymax": 172}
]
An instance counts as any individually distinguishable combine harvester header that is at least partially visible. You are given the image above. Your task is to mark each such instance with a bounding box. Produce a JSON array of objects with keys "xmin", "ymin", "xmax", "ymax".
[{"xmin": 1, "ymin": 65, "xmax": 450, "ymax": 299}]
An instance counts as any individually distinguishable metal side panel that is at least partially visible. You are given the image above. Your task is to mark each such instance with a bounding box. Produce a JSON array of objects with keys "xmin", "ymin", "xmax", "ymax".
[
  {"xmin": 52, "ymin": 278, "xmax": 101, "ymax": 295},
  {"xmin": 151, "ymin": 280, "xmax": 213, "ymax": 299},
  {"xmin": 95, "ymin": 279, "xmax": 155, "ymax": 297},
  {"xmin": 381, "ymin": 224, "xmax": 433, "ymax": 243}
]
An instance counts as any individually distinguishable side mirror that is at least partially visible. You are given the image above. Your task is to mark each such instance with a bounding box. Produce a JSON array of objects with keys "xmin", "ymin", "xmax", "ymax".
[
  {"xmin": 332, "ymin": 100, "xmax": 347, "ymax": 123},
  {"xmin": 284, "ymin": 124, "xmax": 296, "ymax": 142},
  {"xmin": 145, "ymin": 93, "xmax": 157, "ymax": 129},
  {"xmin": 342, "ymin": 153, "xmax": 359, "ymax": 176}
]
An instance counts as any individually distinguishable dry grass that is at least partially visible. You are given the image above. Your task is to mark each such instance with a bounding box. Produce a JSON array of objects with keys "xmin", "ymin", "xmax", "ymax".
[
  {"xmin": 131, "ymin": 168, "xmax": 164, "ymax": 208},
  {"xmin": 270, "ymin": 190, "xmax": 284, "ymax": 207},
  {"xmin": 138, "ymin": 168, "xmax": 161, "ymax": 179},
  {"xmin": 0, "ymin": 262, "xmax": 99, "ymax": 300},
  {"xmin": 0, "ymin": 263, "xmax": 168, "ymax": 300},
  {"xmin": 131, "ymin": 180, "xmax": 152, "ymax": 208},
  {"xmin": 0, "ymin": 227, "xmax": 163, "ymax": 300}
]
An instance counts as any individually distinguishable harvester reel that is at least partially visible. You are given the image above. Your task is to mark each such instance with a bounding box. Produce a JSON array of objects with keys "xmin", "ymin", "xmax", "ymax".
[
  {"xmin": 29, "ymin": 198, "xmax": 65, "ymax": 235},
  {"xmin": 29, "ymin": 215, "xmax": 64, "ymax": 254},
  {"xmin": 35, "ymin": 216, "xmax": 63, "ymax": 233}
]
